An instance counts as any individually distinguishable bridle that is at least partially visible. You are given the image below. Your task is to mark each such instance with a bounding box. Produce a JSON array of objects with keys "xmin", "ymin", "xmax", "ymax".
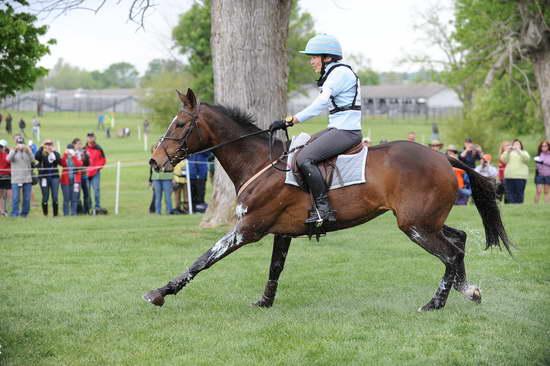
[
  {"xmin": 155, "ymin": 103, "xmax": 292, "ymax": 172},
  {"xmin": 156, "ymin": 104, "xmax": 202, "ymax": 169}
]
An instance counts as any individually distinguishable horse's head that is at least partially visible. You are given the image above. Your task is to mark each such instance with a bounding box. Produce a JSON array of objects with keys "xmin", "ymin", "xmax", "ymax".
[{"xmin": 150, "ymin": 88, "xmax": 206, "ymax": 171}]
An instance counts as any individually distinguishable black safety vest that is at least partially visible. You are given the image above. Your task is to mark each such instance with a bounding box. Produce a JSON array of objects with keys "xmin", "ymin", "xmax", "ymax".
[{"xmin": 317, "ymin": 64, "xmax": 361, "ymax": 115}]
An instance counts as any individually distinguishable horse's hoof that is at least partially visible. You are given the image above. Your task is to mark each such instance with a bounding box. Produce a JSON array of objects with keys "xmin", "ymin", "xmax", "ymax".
[
  {"xmin": 462, "ymin": 286, "xmax": 482, "ymax": 304},
  {"xmin": 471, "ymin": 288, "xmax": 482, "ymax": 304},
  {"xmin": 417, "ymin": 299, "xmax": 442, "ymax": 312},
  {"xmin": 143, "ymin": 289, "xmax": 165, "ymax": 307},
  {"xmin": 249, "ymin": 300, "xmax": 272, "ymax": 308}
]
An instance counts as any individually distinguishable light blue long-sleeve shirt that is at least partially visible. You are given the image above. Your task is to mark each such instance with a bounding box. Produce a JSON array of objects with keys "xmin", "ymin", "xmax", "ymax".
[{"xmin": 295, "ymin": 62, "xmax": 362, "ymax": 131}]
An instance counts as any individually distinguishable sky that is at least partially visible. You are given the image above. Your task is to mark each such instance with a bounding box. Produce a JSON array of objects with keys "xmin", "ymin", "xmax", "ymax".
[{"xmin": 37, "ymin": 0, "xmax": 451, "ymax": 75}]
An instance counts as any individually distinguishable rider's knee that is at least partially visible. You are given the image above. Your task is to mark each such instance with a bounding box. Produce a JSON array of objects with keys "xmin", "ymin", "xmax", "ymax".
[{"xmin": 297, "ymin": 157, "xmax": 316, "ymax": 170}]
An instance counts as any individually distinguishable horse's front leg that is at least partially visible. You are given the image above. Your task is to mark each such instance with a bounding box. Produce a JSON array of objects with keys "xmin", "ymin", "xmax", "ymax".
[
  {"xmin": 252, "ymin": 234, "xmax": 292, "ymax": 308},
  {"xmin": 143, "ymin": 227, "xmax": 257, "ymax": 307}
]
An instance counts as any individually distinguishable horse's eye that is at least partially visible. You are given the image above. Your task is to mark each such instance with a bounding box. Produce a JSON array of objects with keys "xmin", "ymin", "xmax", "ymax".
[{"xmin": 175, "ymin": 122, "xmax": 185, "ymax": 128}]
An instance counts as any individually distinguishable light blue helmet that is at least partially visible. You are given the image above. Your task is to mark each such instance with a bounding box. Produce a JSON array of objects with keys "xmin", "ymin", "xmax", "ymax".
[{"xmin": 300, "ymin": 34, "xmax": 342, "ymax": 58}]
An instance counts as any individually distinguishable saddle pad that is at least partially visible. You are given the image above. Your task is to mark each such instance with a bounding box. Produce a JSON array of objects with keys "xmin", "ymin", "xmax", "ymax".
[{"xmin": 285, "ymin": 132, "xmax": 368, "ymax": 190}]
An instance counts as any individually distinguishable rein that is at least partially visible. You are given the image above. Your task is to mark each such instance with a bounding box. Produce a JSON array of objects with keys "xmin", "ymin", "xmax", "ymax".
[
  {"xmin": 158, "ymin": 104, "xmax": 292, "ymax": 172},
  {"xmin": 157, "ymin": 106, "xmax": 297, "ymax": 197}
]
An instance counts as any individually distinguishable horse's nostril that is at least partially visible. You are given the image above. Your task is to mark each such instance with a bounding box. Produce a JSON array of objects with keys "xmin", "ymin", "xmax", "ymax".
[{"xmin": 149, "ymin": 159, "xmax": 158, "ymax": 169}]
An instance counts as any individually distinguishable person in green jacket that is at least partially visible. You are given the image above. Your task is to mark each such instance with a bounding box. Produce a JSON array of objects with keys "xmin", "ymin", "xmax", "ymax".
[{"xmin": 500, "ymin": 139, "xmax": 530, "ymax": 204}]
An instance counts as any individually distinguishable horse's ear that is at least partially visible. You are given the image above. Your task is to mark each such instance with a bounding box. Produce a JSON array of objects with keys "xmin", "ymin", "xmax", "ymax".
[
  {"xmin": 186, "ymin": 88, "xmax": 197, "ymax": 109},
  {"xmin": 176, "ymin": 89, "xmax": 188, "ymax": 105}
]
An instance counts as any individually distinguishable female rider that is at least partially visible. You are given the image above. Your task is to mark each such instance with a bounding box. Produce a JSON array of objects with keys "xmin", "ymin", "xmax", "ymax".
[{"xmin": 270, "ymin": 34, "xmax": 362, "ymax": 226}]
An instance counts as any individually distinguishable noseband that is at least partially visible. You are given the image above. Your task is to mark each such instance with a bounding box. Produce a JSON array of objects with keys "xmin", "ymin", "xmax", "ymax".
[{"xmin": 157, "ymin": 105, "xmax": 202, "ymax": 168}]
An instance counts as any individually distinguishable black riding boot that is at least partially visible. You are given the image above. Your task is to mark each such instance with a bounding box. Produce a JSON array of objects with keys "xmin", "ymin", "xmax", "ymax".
[
  {"xmin": 299, "ymin": 160, "xmax": 336, "ymax": 226},
  {"xmin": 41, "ymin": 203, "xmax": 48, "ymax": 216},
  {"xmin": 52, "ymin": 202, "xmax": 59, "ymax": 217}
]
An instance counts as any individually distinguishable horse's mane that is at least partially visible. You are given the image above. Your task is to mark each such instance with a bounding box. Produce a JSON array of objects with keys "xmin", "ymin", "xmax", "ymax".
[{"xmin": 204, "ymin": 103, "xmax": 270, "ymax": 141}]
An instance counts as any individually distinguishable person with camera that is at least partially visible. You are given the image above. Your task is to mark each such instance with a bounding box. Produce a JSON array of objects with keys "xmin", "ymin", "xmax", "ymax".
[
  {"xmin": 501, "ymin": 139, "xmax": 530, "ymax": 204},
  {"xmin": 34, "ymin": 139, "xmax": 61, "ymax": 216},
  {"xmin": 459, "ymin": 137, "xmax": 482, "ymax": 169},
  {"xmin": 60, "ymin": 143, "xmax": 83, "ymax": 216},
  {"xmin": 0, "ymin": 139, "xmax": 11, "ymax": 216},
  {"xmin": 7, "ymin": 136, "xmax": 34, "ymax": 217}
]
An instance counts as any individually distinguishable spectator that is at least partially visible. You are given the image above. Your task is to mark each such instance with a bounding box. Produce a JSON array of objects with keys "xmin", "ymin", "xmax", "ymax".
[
  {"xmin": 7, "ymin": 136, "xmax": 33, "ymax": 217},
  {"xmin": 151, "ymin": 167, "xmax": 173, "ymax": 215},
  {"xmin": 459, "ymin": 137, "xmax": 482, "ymax": 168},
  {"xmin": 407, "ymin": 132, "xmax": 416, "ymax": 142},
  {"xmin": 429, "ymin": 139, "xmax": 443, "ymax": 152},
  {"xmin": 534, "ymin": 140, "xmax": 550, "ymax": 204},
  {"xmin": 97, "ymin": 113, "xmax": 105, "ymax": 131},
  {"xmin": 0, "ymin": 139, "xmax": 11, "ymax": 216},
  {"xmin": 34, "ymin": 139, "xmax": 61, "ymax": 216},
  {"xmin": 5, "ymin": 113, "xmax": 12, "ymax": 135},
  {"xmin": 85, "ymin": 132, "xmax": 107, "ymax": 214},
  {"xmin": 475, "ymin": 154, "xmax": 498, "ymax": 180},
  {"xmin": 0, "ymin": 112, "xmax": 3, "ymax": 129},
  {"xmin": 18, "ymin": 118, "xmax": 26, "ymax": 137},
  {"xmin": 73, "ymin": 138, "xmax": 91, "ymax": 214},
  {"xmin": 172, "ymin": 160, "xmax": 189, "ymax": 214},
  {"xmin": 188, "ymin": 152, "xmax": 211, "ymax": 213},
  {"xmin": 445, "ymin": 144, "xmax": 458, "ymax": 157},
  {"xmin": 501, "ymin": 139, "xmax": 529, "ymax": 204},
  {"xmin": 60, "ymin": 144, "xmax": 83, "ymax": 216},
  {"xmin": 31, "ymin": 117, "xmax": 40, "ymax": 139},
  {"xmin": 447, "ymin": 146, "xmax": 471, "ymax": 205}
]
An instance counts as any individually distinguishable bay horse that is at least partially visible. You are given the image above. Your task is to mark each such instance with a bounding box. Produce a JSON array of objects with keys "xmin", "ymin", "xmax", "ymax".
[{"xmin": 144, "ymin": 88, "xmax": 512, "ymax": 312}]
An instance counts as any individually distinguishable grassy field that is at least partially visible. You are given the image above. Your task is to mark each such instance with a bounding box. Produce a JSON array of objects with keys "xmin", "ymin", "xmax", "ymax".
[{"xmin": 1, "ymin": 111, "xmax": 549, "ymax": 365}]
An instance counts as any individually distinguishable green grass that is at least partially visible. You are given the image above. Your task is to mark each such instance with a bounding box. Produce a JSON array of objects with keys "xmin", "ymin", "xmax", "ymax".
[{"xmin": 1, "ymin": 111, "xmax": 549, "ymax": 365}]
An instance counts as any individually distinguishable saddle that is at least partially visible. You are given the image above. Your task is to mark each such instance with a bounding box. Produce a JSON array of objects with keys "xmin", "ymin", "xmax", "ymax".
[{"xmin": 291, "ymin": 137, "xmax": 365, "ymax": 192}]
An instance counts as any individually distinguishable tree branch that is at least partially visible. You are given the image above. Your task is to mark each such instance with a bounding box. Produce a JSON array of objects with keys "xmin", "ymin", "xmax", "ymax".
[{"xmin": 30, "ymin": 0, "xmax": 156, "ymax": 27}]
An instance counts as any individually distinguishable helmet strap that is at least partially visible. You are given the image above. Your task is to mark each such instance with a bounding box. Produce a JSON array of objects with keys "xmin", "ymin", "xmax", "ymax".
[{"xmin": 317, "ymin": 55, "xmax": 328, "ymax": 87}]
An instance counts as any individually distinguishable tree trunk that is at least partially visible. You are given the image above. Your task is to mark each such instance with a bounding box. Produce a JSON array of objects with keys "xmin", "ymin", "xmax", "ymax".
[
  {"xmin": 201, "ymin": 0, "xmax": 292, "ymax": 227},
  {"xmin": 532, "ymin": 49, "xmax": 550, "ymax": 141}
]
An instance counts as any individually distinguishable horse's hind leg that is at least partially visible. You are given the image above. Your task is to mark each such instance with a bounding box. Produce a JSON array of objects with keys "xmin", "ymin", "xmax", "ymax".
[
  {"xmin": 252, "ymin": 234, "xmax": 292, "ymax": 308},
  {"xmin": 442, "ymin": 225, "xmax": 481, "ymax": 304},
  {"xmin": 401, "ymin": 225, "xmax": 460, "ymax": 311}
]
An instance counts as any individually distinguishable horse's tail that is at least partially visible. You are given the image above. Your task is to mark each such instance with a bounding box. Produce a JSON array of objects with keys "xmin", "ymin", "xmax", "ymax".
[{"xmin": 447, "ymin": 157, "xmax": 514, "ymax": 255}]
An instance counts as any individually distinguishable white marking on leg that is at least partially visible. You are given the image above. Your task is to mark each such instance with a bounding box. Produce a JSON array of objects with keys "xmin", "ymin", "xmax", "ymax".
[{"xmin": 235, "ymin": 203, "xmax": 248, "ymax": 220}]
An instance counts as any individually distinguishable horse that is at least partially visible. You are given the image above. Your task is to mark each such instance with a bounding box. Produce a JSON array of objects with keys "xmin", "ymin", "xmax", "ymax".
[{"xmin": 144, "ymin": 88, "xmax": 513, "ymax": 312}]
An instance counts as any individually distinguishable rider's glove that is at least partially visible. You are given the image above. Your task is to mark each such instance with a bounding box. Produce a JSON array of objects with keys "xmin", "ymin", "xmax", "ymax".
[{"xmin": 269, "ymin": 120, "xmax": 287, "ymax": 133}]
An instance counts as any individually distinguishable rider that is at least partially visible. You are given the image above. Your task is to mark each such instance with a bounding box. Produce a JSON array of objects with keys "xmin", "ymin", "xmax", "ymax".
[{"xmin": 270, "ymin": 34, "xmax": 362, "ymax": 226}]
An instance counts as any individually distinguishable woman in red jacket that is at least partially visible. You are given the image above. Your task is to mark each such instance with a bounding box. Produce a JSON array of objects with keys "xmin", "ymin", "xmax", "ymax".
[{"xmin": 60, "ymin": 143, "xmax": 83, "ymax": 216}]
